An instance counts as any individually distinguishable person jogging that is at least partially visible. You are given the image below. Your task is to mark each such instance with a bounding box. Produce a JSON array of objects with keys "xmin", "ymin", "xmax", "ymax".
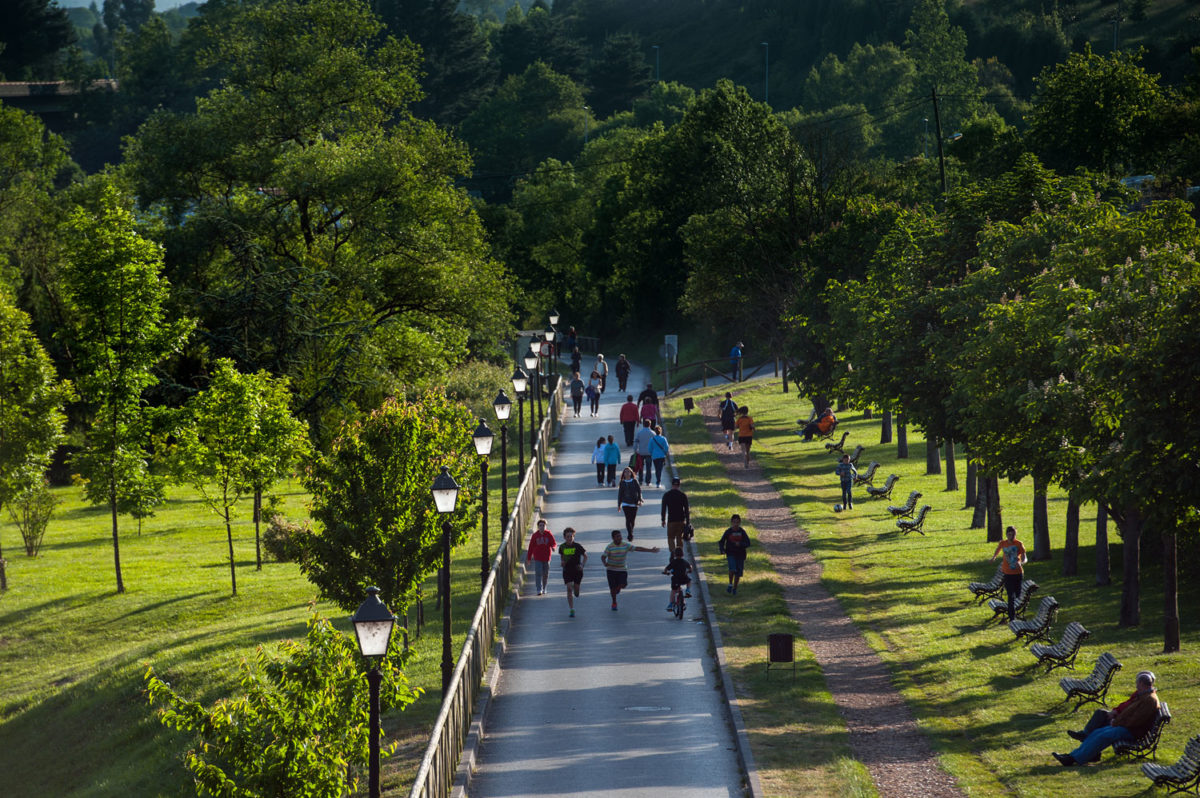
[
  {"xmin": 718, "ymin": 392, "xmax": 738, "ymax": 450},
  {"xmin": 601, "ymin": 529, "xmax": 658, "ymax": 611},
  {"xmin": 558, "ymin": 527, "xmax": 587, "ymax": 617},
  {"xmin": 735, "ymin": 406, "xmax": 755, "ymax": 468}
]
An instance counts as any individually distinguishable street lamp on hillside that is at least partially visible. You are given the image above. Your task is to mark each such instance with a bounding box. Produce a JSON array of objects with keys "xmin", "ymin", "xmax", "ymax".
[
  {"xmin": 472, "ymin": 420, "xmax": 493, "ymax": 589},
  {"xmin": 351, "ymin": 586, "xmax": 396, "ymax": 798},
  {"xmin": 492, "ymin": 390, "xmax": 511, "ymax": 532},
  {"xmin": 431, "ymin": 466, "xmax": 460, "ymax": 696},
  {"xmin": 511, "ymin": 367, "xmax": 527, "ymax": 478}
]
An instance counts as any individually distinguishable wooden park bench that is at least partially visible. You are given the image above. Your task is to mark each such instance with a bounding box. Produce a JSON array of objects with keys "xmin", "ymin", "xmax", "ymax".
[
  {"xmin": 986, "ymin": 579, "xmax": 1038, "ymax": 624},
  {"xmin": 866, "ymin": 474, "xmax": 899, "ymax": 500},
  {"xmin": 1008, "ymin": 596, "xmax": 1058, "ymax": 645},
  {"xmin": 967, "ymin": 564, "xmax": 1005, "ymax": 604},
  {"xmin": 847, "ymin": 444, "xmax": 865, "ymax": 467},
  {"xmin": 888, "ymin": 490, "xmax": 922, "ymax": 518},
  {"xmin": 1141, "ymin": 732, "xmax": 1199, "ymax": 793},
  {"xmin": 824, "ymin": 431, "xmax": 849, "ymax": 454},
  {"xmin": 1030, "ymin": 621, "xmax": 1090, "ymax": 672},
  {"xmin": 853, "ymin": 461, "xmax": 880, "ymax": 487},
  {"xmin": 897, "ymin": 505, "xmax": 932, "ymax": 535},
  {"xmin": 1115, "ymin": 702, "xmax": 1172, "ymax": 761},
  {"xmin": 1059, "ymin": 652, "xmax": 1122, "ymax": 712}
]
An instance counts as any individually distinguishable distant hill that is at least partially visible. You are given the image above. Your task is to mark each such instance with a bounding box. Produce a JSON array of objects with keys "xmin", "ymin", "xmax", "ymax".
[{"xmin": 57, "ymin": 0, "xmax": 197, "ymax": 8}]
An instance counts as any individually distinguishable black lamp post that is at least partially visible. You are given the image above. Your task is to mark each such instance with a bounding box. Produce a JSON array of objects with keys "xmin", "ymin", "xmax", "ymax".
[
  {"xmin": 492, "ymin": 390, "xmax": 511, "ymax": 532},
  {"xmin": 351, "ymin": 586, "xmax": 396, "ymax": 798},
  {"xmin": 511, "ymin": 367, "xmax": 527, "ymax": 478},
  {"xmin": 524, "ymin": 348, "xmax": 542, "ymax": 436},
  {"xmin": 542, "ymin": 325, "xmax": 557, "ymax": 394},
  {"xmin": 472, "ymin": 421, "xmax": 493, "ymax": 589},
  {"xmin": 431, "ymin": 466, "xmax": 460, "ymax": 696}
]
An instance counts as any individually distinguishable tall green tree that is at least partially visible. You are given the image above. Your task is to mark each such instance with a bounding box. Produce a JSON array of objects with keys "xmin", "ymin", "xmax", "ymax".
[
  {"xmin": 172, "ymin": 359, "xmax": 308, "ymax": 595},
  {"xmin": 904, "ymin": 0, "xmax": 982, "ymax": 137},
  {"xmin": 0, "ymin": 293, "xmax": 73, "ymax": 590},
  {"xmin": 587, "ymin": 32, "xmax": 653, "ymax": 117},
  {"xmin": 62, "ymin": 182, "xmax": 192, "ymax": 594},
  {"xmin": 124, "ymin": 0, "xmax": 511, "ymax": 445},
  {"xmin": 303, "ymin": 392, "xmax": 478, "ymax": 614},
  {"xmin": 0, "ymin": 0, "xmax": 75, "ymax": 79}
]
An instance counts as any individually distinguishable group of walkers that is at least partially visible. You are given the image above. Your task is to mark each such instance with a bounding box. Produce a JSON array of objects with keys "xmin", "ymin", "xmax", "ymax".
[{"xmin": 523, "ymin": 356, "xmax": 754, "ymax": 617}]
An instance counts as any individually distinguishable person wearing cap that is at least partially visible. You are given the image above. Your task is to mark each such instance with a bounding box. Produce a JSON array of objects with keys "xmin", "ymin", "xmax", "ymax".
[
  {"xmin": 1053, "ymin": 670, "xmax": 1160, "ymax": 766},
  {"xmin": 661, "ymin": 477, "xmax": 690, "ymax": 554}
]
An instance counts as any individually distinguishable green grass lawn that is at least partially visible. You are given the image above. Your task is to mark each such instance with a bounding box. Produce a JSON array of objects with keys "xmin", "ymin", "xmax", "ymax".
[
  {"xmin": 0, "ymin": 460, "xmax": 527, "ymax": 797},
  {"xmin": 664, "ymin": 377, "xmax": 1200, "ymax": 797}
]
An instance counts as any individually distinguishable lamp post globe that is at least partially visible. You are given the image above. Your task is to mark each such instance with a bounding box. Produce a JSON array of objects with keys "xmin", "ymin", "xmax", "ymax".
[
  {"xmin": 351, "ymin": 587, "xmax": 396, "ymax": 798},
  {"xmin": 472, "ymin": 420, "xmax": 494, "ymax": 456},
  {"xmin": 510, "ymin": 368, "xmax": 528, "ymax": 396},
  {"xmin": 548, "ymin": 309, "xmax": 560, "ymax": 326},
  {"xmin": 523, "ymin": 350, "xmax": 538, "ymax": 372}
]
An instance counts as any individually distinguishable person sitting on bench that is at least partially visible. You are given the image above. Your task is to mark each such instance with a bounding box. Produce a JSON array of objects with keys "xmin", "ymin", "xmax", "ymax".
[
  {"xmin": 1053, "ymin": 671, "xmax": 1160, "ymax": 766},
  {"xmin": 801, "ymin": 407, "xmax": 836, "ymax": 441}
]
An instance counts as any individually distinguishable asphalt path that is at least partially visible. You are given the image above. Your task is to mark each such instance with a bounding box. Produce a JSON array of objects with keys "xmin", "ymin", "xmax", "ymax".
[{"xmin": 468, "ymin": 363, "xmax": 744, "ymax": 798}]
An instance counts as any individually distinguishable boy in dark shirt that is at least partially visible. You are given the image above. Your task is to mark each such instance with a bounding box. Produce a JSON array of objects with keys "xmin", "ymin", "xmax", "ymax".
[
  {"xmin": 558, "ymin": 527, "xmax": 587, "ymax": 617},
  {"xmin": 662, "ymin": 548, "xmax": 692, "ymax": 612},
  {"xmin": 717, "ymin": 514, "xmax": 752, "ymax": 595}
]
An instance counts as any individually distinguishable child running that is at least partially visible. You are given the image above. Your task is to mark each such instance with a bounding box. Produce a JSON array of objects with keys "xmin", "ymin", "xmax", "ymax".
[
  {"xmin": 735, "ymin": 407, "xmax": 755, "ymax": 468},
  {"xmin": 601, "ymin": 529, "xmax": 659, "ymax": 611},
  {"xmin": 662, "ymin": 547, "xmax": 692, "ymax": 613},
  {"xmin": 558, "ymin": 528, "xmax": 587, "ymax": 617},
  {"xmin": 718, "ymin": 514, "xmax": 752, "ymax": 595}
]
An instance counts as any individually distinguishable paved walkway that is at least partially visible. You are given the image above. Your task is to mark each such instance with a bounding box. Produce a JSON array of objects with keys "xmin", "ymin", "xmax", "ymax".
[{"xmin": 469, "ymin": 366, "xmax": 744, "ymax": 798}]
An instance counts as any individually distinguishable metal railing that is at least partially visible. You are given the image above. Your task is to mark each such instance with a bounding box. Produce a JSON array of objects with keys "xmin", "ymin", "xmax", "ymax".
[
  {"xmin": 407, "ymin": 384, "xmax": 562, "ymax": 798},
  {"xmin": 657, "ymin": 358, "xmax": 774, "ymax": 396}
]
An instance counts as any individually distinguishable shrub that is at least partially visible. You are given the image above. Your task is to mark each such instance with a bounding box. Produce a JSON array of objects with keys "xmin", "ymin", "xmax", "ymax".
[
  {"xmin": 9, "ymin": 480, "xmax": 58, "ymax": 557},
  {"xmin": 262, "ymin": 515, "xmax": 312, "ymax": 563}
]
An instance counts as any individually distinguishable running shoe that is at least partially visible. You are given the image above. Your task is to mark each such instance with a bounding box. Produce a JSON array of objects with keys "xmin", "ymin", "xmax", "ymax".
[
  {"xmin": 627, "ymin": 531, "xmax": 633, "ymax": 541},
  {"xmin": 731, "ymin": 588, "xmax": 737, "ymax": 595},
  {"xmin": 611, "ymin": 602, "xmax": 618, "ymax": 611},
  {"xmin": 569, "ymin": 609, "xmax": 575, "ymax": 617},
  {"xmin": 726, "ymin": 585, "xmax": 733, "ymax": 594}
]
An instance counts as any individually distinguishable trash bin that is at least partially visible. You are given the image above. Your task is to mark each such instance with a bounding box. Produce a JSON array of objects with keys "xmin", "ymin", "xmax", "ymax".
[{"xmin": 767, "ymin": 633, "xmax": 795, "ymax": 678}]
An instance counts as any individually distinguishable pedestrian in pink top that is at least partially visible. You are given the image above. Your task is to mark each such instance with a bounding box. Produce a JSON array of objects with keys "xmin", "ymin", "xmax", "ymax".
[{"xmin": 526, "ymin": 519, "xmax": 557, "ymax": 595}]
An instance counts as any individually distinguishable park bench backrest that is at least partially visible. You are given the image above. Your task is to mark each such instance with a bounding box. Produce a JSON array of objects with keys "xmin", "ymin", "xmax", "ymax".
[
  {"xmin": 848, "ymin": 445, "xmax": 865, "ymax": 464},
  {"xmin": 1117, "ymin": 702, "xmax": 1171, "ymax": 758},
  {"xmin": 1031, "ymin": 596, "xmax": 1058, "ymax": 624},
  {"xmin": 907, "ymin": 505, "xmax": 931, "ymax": 526},
  {"xmin": 856, "ymin": 462, "xmax": 880, "ymax": 483}
]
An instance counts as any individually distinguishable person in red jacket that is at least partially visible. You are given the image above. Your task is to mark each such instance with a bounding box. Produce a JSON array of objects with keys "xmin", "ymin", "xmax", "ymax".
[
  {"xmin": 526, "ymin": 519, "xmax": 557, "ymax": 596},
  {"xmin": 619, "ymin": 394, "xmax": 640, "ymax": 446}
]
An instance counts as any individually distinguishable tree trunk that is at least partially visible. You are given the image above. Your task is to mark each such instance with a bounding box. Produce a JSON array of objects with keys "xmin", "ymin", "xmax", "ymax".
[
  {"xmin": 1095, "ymin": 505, "xmax": 1111, "ymax": 586},
  {"xmin": 254, "ymin": 489, "xmax": 262, "ymax": 571},
  {"xmin": 836, "ymin": 396, "xmax": 846, "ymax": 412},
  {"xmin": 864, "ymin": 407, "xmax": 873, "ymax": 420},
  {"xmin": 813, "ymin": 394, "xmax": 831, "ymax": 416},
  {"xmin": 971, "ymin": 471, "xmax": 988, "ymax": 530},
  {"xmin": 0, "ymin": 531, "xmax": 6, "ymax": 590},
  {"xmin": 986, "ymin": 476, "xmax": 1002, "ymax": 542},
  {"xmin": 897, "ymin": 415, "xmax": 908, "ymax": 458},
  {"xmin": 224, "ymin": 505, "xmax": 237, "ymax": 597},
  {"xmin": 1062, "ymin": 497, "xmax": 1079, "ymax": 576},
  {"xmin": 944, "ymin": 437, "xmax": 958, "ymax": 491},
  {"xmin": 965, "ymin": 459, "xmax": 977, "ymax": 509},
  {"xmin": 925, "ymin": 435, "xmax": 941, "ymax": 475},
  {"xmin": 1031, "ymin": 475, "xmax": 1051, "ymax": 561},
  {"xmin": 110, "ymin": 486, "xmax": 125, "ymax": 594},
  {"xmin": 781, "ymin": 358, "xmax": 789, "ymax": 393},
  {"xmin": 880, "ymin": 410, "xmax": 892, "ymax": 444},
  {"xmin": 1163, "ymin": 531, "xmax": 1180, "ymax": 653},
  {"xmin": 1116, "ymin": 507, "xmax": 1143, "ymax": 627}
]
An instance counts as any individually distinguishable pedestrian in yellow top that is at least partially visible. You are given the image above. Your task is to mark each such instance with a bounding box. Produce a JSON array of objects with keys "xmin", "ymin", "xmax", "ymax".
[{"xmin": 991, "ymin": 525, "xmax": 1027, "ymax": 620}]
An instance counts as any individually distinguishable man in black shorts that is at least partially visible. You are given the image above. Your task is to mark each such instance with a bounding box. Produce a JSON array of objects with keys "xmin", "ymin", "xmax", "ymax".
[
  {"xmin": 600, "ymin": 529, "xmax": 659, "ymax": 611},
  {"xmin": 718, "ymin": 392, "xmax": 738, "ymax": 450},
  {"xmin": 558, "ymin": 527, "xmax": 587, "ymax": 617}
]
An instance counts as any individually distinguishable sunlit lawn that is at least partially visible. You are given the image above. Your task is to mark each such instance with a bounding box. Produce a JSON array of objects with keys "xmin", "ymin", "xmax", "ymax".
[{"xmin": 664, "ymin": 377, "xmax": 1200, "ymax": 798}]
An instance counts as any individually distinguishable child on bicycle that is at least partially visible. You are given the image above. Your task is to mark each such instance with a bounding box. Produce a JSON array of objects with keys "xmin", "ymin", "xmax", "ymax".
[{"xmin": 662, "ymin": 548, "xmax": 692, "ymax": 613}]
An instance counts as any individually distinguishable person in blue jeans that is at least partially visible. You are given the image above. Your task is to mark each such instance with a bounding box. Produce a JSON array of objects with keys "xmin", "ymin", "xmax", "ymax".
[
  {"xmin": 648, "ymin": 426, "xmax": 670, "ymax": 487},
  {"xmin": 834, "ymin": 454, "xmax": 856, "ymax": 509},
  {"xmin": 1053, "ymin": 671, "xmax": 1160, "ymax": 766}
]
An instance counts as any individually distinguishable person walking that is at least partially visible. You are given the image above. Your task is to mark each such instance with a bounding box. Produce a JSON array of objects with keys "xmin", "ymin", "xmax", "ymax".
[
  {"xmin": 601, "ymin": 529, "xmax": 659, "ymax": 611},
  {"xmin": 633, "ymin": 419, "xmax": 655, "ymax": 485},
  {"xmin": 586, "ymin": 378, "xmax": 600, "ymax": 417},
  {"xmin": 648, "ymin": 425, "xmax": 670, "ymax": 487},
  {"xmin": 639, "ymin": 398, "xmax": 658, "ymax": 426},
  {"xmin": 718, "ymin": 514, "xmax": 752, "ymax": 595},
  {"xmin": 834, "ymin": 454, "xmax": 857, "ymax": 510},
  {"xmin": 593, "ymin": 354, "xmax": 609, "ymax": 393},
  {"xmin": 526, "ymin": 519, "xmax": 557, "ymax": 596},
  {"xmin": 616, "ymin": 466, "xmax": 643, "ymax": 541},
  {"xmin": 735, "ymin": 406, "xmax": 755, "ymax": 468},
  {"xmin": 619, "ymin": 395, "xmax": 639, "ymax": 446},
  {"xmin": 991, "ymin": 525, "xmax": 1027, "ymax": 620},
  {"xmin": 570, "ymin": 346, "xmax": 582, "ymax": 375},
  {"xmin": 558, "ymin": 527, "xmax": 586, "ymax": 617},
  {"xmin": 603, "ymin": 434, "xmax": 621, "ymax": 486},
  {"xmin": 591, "ymin": 436, "xmax": 607, "ymax": 486},
  {"xmin": 660, "ymin": 476, "xmax": 690, "ymax": 554},
  {"xmin": 729, "ymin": 341, "xmax": 743, "ymax": 381},
  {"xmin": 568, "ymin": 371, "xmax": 585, "ymax": 417},
  {"xmin": 615, "ymin": 354, "xmax": 631, "ymax": 392},
  {"xmin": 637, "ymin": 382, "xmax": 658, "ymax": 409},
  {"xmin": 718, "ymin": 392, "xmax": 738, "ymax": 450}
]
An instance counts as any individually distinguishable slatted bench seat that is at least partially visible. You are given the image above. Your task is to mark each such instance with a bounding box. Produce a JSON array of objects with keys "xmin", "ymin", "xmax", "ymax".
[
  {"xmin": 888, "ymin": 490, "xmax": 922, "ymax": 518},
  {"xmin": 823, "ymin": 430, "xmax": 849, "ymax": 454},
  {"xmin": 1116, "ymin": 702, "xmax": 1172, "ymax": 761},
  {"xmin": 1009, "ymin": 596, "xmax": 1058, "ymax": 645},
  {"xmin": 968, "ymin": 564, "xmax": 1005, "ymax": 604},
  {"xmin": 853, "ymin": 461, "xmax": 880, "ymax": 487},
  {"xmin": 1141, "ymin": 732, "xmax": 1200, "ymax": 793},
  {"xmin": 897, "ymin": 505, "xmax": 932, "ymax": 535},
  {"xmin": 1059, "ymin": 652, "xmax": 1122, "ymax": 712},
  {"xmin": 866, "ymin": 474, "xmax": 899, "ymax": 500},
  {"xmin": 986, "ymin": 579, "xmax": 1038, "ymax": 624},
  {"xmin": 1031, "ymin": 621, "xmax": 1089, "ymax": 672}
]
